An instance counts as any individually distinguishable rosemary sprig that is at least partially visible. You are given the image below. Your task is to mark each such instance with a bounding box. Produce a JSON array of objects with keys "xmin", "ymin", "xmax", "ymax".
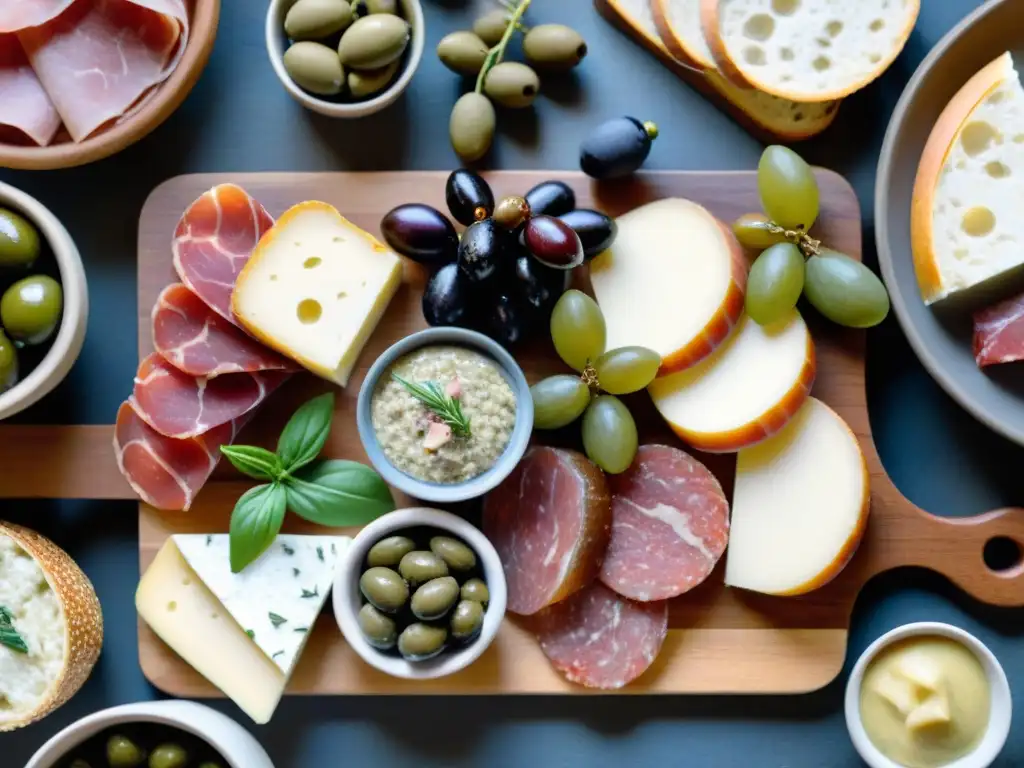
[
  {"xmin": 0, "ymin": 606, "xmax": 28, "ymax": 654},
  {"xmin": 475, "ymin": 0, "xmax": 532, "ymax": 94},
  {"xmin": 393, "ymin": 374, "xmax": 472, "ymax": 437}
]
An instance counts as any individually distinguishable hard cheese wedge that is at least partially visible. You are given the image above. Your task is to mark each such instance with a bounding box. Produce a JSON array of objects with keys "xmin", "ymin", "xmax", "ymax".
[
  {"xmin": 725, "ymin": 397, "xmax": 869, "ymax": 595},
  {"xmin": 232, "ymin": 201, "xmax": 402, "ymax": 386},
  {"xmin": 136, "ymin": 534, "xmax": 350, "ymax": 723}
]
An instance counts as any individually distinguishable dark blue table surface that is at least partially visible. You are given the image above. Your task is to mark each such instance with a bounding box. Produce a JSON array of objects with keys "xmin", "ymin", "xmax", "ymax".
[{"xmin": 3, "ymin": 2, "xmax": 1023, "ymax": 766}]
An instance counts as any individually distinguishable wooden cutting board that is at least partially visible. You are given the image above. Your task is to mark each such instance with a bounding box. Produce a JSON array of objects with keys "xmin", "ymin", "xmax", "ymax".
[{"xmin": 3, "ymin": 171, "xmax": 1023, "ymax": 697}]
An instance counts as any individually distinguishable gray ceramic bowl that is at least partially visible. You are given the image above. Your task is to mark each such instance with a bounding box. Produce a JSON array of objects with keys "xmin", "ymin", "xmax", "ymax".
[
  {"xmin": 356, "ymin": 327, "xmax": 533, "ymax": 503},
  {"xmin": 876, "ymin": 0, "xmax": 1024, "ymax": 445}
]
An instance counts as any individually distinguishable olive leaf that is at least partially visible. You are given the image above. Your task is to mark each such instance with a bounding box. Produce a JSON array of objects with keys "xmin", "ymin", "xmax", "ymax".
[
  {"xmin": 220, "ymin": 445, "xmax": 283, "ymax": 481},
  {"xmin": 276, "ymin": 392, "xmax": 335, "ymax": 473},
  {"xmin": 283, "ymin": 460, "xmax": 395, "ymax": 527},
  {"xmin": 230, "ymin": 483, "xmax": 288, "ymax": 573}
]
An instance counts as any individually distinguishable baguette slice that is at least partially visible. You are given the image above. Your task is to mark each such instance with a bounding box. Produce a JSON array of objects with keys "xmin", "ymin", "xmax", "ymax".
[
  {"xmin": 651, "ymin": 0, "xmax": 715, "ymax": 69},
  {"xmin": 911, "ymin": 52, "xmax": 1024, "ymax": 305},
  {"xmin": 595, "ymin": 0, "xmax": 839, "ymax": 141},
  {"xmin": 700, "ymin": 0, "xmax": 919, "ymax": 102}
]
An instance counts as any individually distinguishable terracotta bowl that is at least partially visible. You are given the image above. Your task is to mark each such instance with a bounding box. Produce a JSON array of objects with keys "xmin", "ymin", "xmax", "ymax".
[{"xmin": 0, "ymin": 0, "xmax": 220, "ymax": 171}]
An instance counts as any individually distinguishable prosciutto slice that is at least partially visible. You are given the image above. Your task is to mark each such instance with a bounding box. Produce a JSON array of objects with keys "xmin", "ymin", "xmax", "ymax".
[
  {"xmin": 0, "ymin": 34, "xmax": 61, "ymax": 146},
  {"xmin": 173, "ymin": 184, "xmax": 275, "ymax": 324},
  {"xmin": 153, "ymin": 283, "xmax": 296, "ymax": 378},
  {"xmin": 114, "ymin": 401, "xmax": 243, "ymax": 511},
  {"xmin": 0, "ymin": 0, "xmax": 77, "ymax": 34},
  {"xmin": 974, "ymin": 292, "xmax": 1024, "ymax": 367},
  {"xmin": 18, "ymin": 0, "xmax": 189, "ymax": 142},
  {"xmin": 130, "ymin": 353, "xmax": 288, "ymax": 439}
]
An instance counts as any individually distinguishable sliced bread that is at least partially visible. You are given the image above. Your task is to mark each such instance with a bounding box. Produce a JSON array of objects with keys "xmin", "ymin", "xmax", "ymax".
[
  {"xmin": 911, "ymin": 52, "xmax": 1024, "ymax": 305},
  {"xmin": 700, "ymin": 0, "xmax": 920, "ymax": 102},
  {"xmin": 651, "ymin": 0, "xmax": 716, "ymax": 69}
]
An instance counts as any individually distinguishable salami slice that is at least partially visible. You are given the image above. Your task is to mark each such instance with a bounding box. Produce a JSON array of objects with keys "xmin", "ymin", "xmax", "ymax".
[
  {"xmin": 533, "ymin": 582, "xmax": 667, "ymax": 690},
  {"xmin": 599, "ymin": 444, "xmax": 729, "ymax": 601},
  {"xmin": 482, "ymin": 446, "xmax": 611, "ymax": 616}
]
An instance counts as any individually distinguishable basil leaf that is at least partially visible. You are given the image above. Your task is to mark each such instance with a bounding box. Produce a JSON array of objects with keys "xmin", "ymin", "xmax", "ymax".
[
  {"xmin": 276, "ymin": 393, "xmax": 336, "ymax": 473},
  {"xmin": 221, "ymin": 445, "xmax": 282, "ymax": 481},
  {"xmin": 229, "ymin": 483, "xmax": 287, "ymax": 573},
  {"xmin": 284, "ymin": 460, "xmax": 394, "ymax": 526},
  {"xmin": 0, "ymin": 606, "xmax": 28, "ymax": 654}
]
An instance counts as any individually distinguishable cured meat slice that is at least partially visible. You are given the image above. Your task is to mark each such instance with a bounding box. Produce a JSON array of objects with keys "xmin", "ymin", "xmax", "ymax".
[
  {"xmin": 482, "ymin": 447, "xmax": 611, "ymax": 616},
  {"xmin": 532, "ymin": 582, "xmax": 668, "ymax": 690},
  {"xmin": 113, "ymin": 401, "xmax": 243, "ymax": 511},
  {"xmin": 18, "ymin": 0, "xmax": 189, "ymax": 142},
  {"xmin": 973, "ymin": 291, "xmax": 1024, "ymax": 367},
  {"xmin": 0, "ymin": 0, "xmax": 76, "ymax": 34},
  {"xmin": 0, "ymin": 34, "xmax": 61, "ymax": 146},
  {"xmin": 599, "ymin": 445, "xmax": 729, "ymax": 601},
  {"xmin": 130, "ymin": 353, "xmax": 287, "ymax": 440},
  {"xmin": 153, "ymin": 284, "xmax": 296, "ymax": 378},
  {"xmin": 173, "ymin": 184, "xmax": 275, "ymax": 324}
]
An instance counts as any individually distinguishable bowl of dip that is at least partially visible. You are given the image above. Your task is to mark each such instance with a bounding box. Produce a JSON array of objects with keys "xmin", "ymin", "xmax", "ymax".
[
  {"xmin": 356, "ymin": 327, "xmax": 533, "ymax": 503},
  {"xmin": 845, "ymin": 622, "xmax": 1011, "ymax": 768}
]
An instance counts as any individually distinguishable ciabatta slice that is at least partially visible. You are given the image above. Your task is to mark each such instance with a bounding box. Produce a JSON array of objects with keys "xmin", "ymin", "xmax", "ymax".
[{"xmin": 651, "ymin": 0, "xmax": 715, "ymax": 69}]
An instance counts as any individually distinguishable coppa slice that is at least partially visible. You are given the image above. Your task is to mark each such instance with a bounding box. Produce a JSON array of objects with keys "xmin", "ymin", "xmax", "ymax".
[
  {"xmin": 974, "ymin": 291, "xmax": 1024, "ymax": 367},
  {"xmin": 0, "ymin": 34, "xmax": 61, "ymax": 146},
  {"xmin": 648, "ymin": 310, "xmax": 814, "ymax": 453},
  {"xmin": 482, "ymin": 447, "xmax": 611, "ymax": 616},
  {"xmin": 0, "ymin": 1, "xmax": 76, "ymax": 33},
  {"xmin": 725, "ymin": 397, "xmax": 869, "ymax": 596},
  {"xmin": 600, "ymin": 444, "xmax": 728, "ymax": 601},
  {"xmin": 590, "ymin": 198, "xmax": 746, "ymax": 376},
  {"xmin": 532, "ymin": 582, "xmax": 667, "ymax": 690}
]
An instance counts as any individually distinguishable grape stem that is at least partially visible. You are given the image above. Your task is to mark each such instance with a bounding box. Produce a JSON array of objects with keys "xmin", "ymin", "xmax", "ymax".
[
  {"xmin": 765, "ymin": 221, "xmax": 822, "ymax": 257},
  {"xmin": 580, "ymin": 363, "xmax": 600, "ymax": 392},
  {"xmin": 475, "ymin": 0, "xmax": 532, "ymax": 94}
]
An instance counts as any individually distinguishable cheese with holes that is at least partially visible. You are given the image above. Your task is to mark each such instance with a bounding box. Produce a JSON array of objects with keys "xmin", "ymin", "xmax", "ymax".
[
  {"xmin": 724, "ymin": 397, "xmax": 869, "ymax": 595},
  {"xmin": 912, "ymin": 52, "xmax": 1024, "ymax": 304},
  {"xmin": 136, "ymin": 534, "xmax": 349, "ymax": 724},
  {"xmin": 590, "ymin": 198, "xmax": 747, "ymax": 376},
  {"xmin": 232, "ymin": 202, "xmax": 402, "ymax": 386}
]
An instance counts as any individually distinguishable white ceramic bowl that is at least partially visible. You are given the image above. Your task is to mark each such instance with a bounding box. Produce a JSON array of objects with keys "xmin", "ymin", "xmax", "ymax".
[
  {"xmin": 333, "ymin": 506, "xmax": 507, "ymax": 680},
  {"xmin": 0, "ymin": 182, "xmax": 88, "ymax": 421},
  {"xmin": 845, "ymin": 622, "xmax": 1012, "ymax": 768},
  {"xmin": 25, "ymin": 700, "xmax": 274, "ymax": 768},
  {"xmin": 266, "ymin": 0, "xmax": 424, "ymax": 118}
]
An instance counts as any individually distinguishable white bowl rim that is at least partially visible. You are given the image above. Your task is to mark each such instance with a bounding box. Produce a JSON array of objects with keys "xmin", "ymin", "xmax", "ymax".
[
  {"xmin": 0, "ymin": 181, "xmax": 88, "ymax": 420},
  {"xmin": 332, "ymin": 506, "xmax": 508, "ymax": 681},
  {"xmin": 844, "ymin": 621, "xmax": 1012, "ymax": 768},
  {"xmin": 265, "ymin": 0, "xmax": 425, "ymax": 118}
]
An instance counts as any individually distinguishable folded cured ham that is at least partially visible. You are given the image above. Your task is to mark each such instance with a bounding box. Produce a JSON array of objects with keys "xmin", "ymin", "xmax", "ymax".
[
  {"xmin": 0, "ymin": 1, "xmax": 77, "ymax": 33},
  {"xmin": 0, "ymin": 34, "xmax": 61, "ymax": 146},
  {"xmin": 974, "ymin": 292, "xmax": 1024, "ymax": 367}
]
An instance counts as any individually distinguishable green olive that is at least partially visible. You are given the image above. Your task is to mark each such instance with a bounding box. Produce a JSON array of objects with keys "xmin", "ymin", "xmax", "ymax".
[
  {"xmin": 449, "ymin": 92, "xmax": 495, "ymax": 162},
  {"xmin": 436, "ymin": 31, "xmax": 489, "ymax": 76},
  {"xmin": 69, "ymin": 761, "xmax": 92, "ymax": 768},
  {"xmin": 397, "ymin": 622, "xmax": 447, "ymax": 661},
  {"xmin": 523, "ymin": 24, "xmax": 588, "ymax": 71},
  {"xmin": 460, "ymin": 577, "xmax": 489, "ymax": 605},
  {"xmin": 366, "ymin": 535, "xmax": 416, "ymax": 567},
  {"xmin": 473, "ymin": 9, "xmax": 509, "ymax": 47},
  {"xmin": 284, "ymin": 0, "xmax": 353, "ymax": 40},
  {"xmin": 359, "ymin": 566, "xmax": 409, "ymax": 613},
  {"xmin": 0, "ymin": 208, "xmax": 40, "ymax": 269},
  {"xmin": 357, "ymin": 602, "xmax": 398, "ymax": 649},
  {"xmin": 338, "ymin": 14, "xmax": 410, "ymax": 70},
  {"xmin": 283, "ymin": 41, "xmax": 345, "ymax": 96},
  {"xmin": 148, "ymin": 744, "xmax": 188, "ymax": 768},
  {"xmin": 107, "ymin": 735, "xmax": 146, "ymax": 767},
  {"xmin": 347, "ymin": 60, "xmax": 400, "ymax": 98},
  {"xmin": 363, "ymin": 0, "xmax": 398, "ymax": 13},
  {"xmin": 0, "ymin": 331, "xmax": 18, "ymax": 393},
  {"xmin": 1, "ymin": 275, "xmax": 62, "ymax": 346},
  {"xmin": 429, "ymin": 536, "xmax": 476, "ymax": 572},
  {"xmin": 410, "ymin": 576, "xmax": 459, "ymax": 620},
  {"xmin": 450, "ymin": 599, "xmax": 485, "ymax": 641},
  {"xmin": 398, "ymin": 550, "xmax": 448, "ymax": 586},
  {"xmin": 483, "ymin": 61, "xmax": 540, "ymax": 108}
]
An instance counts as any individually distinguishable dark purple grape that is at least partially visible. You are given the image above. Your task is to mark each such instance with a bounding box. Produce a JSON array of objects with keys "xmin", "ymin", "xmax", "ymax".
[
  {"xmin": 524, "ymin": 215, "xmax": 584, "ymax": 270},
  {"xmin": 423, "ymin": 263, "xmax": 475, "ymax": 327},
  {"xmin": 580, "ymin": 117, "xmax": 658, "ymax": 179},
  {"xmin": 512, "ymin": 254, "xmax": 569, "ymax": 317},
  {"xmin": 493, "ymin": 195, "xmax": 532, "ymax": 231},
  {"xmin": 482, "ymin": 293, "xmax": 529, "ymax": 347},
  {"xmin": 524, "ymin": 180, "xmax": 576, "ymax": 217},
  {"xmin": 558, "ymin": 209, "xmax": 617, "ymax": 261},
  {"xmin": 457, "ymin": 218, "xmax": 509, "ymax": 283},
  {"xmin": 380, "ymin": 204, "xmax": 458, "ymax": 266},
  {"xmin": 445, "ymin": 169, "xmax": 494, "ymax": 226}
]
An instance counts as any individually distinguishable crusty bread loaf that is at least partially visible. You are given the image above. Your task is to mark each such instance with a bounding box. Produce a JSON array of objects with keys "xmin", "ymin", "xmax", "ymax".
[
  {"xmin": 700, "ymin": 0, "xmax": 920, "ymax": 102},
  {"xmin": 651, "ymin": 0, "xmax": 716, "ymax": 69},
  {"xmin": 595, "ymin": 0, "xmax": 839, "ymax": 141}
]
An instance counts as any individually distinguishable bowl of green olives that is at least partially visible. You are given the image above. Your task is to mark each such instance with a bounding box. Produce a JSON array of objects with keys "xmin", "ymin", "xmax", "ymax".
[
  {"xmin": 25, "ymin": 700, "xmax": 274, "ymax": 768},
  {"xmin": 266, "ymin": 0, "xmax": 425, "ymax": 118},
  {"xmin": 333, "ymin": 507, "xmax": 507, "ymax": 680},
  {"xmin": 0, "ymin": 182, "xmax": 87, "ymax": 421}
]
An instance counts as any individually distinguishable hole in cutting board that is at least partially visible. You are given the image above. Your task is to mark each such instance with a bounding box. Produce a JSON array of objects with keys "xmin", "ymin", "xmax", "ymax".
[{"xmin": 983, "ymin": 537, "xmax": 1023, "ymax": 572}]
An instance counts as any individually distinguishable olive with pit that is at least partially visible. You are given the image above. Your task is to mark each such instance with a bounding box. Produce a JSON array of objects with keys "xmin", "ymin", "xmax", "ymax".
[
  {"xmin": 1, "ymin": 275, "xmax": 62, "ymax": 346},
  {"xmin": 523, "ymin": 24, "xmax": 587, "ymax": 71},
  {"xmin": 358, "ymin": 602, "xmax": 398, "ymax": 649},
  {"xmin": 460, "ymin": 577, "xmax": 489, "ymax": 605},
  {"xmin": 0, "ymin": 208, "xmax": 40, "ymax": 269},
  {"xmin": 484, "ymin": 62, "xmax": 540, "ymax": 109},
  {"xmin": 450, "ymin": 599, "xmax": 485, "ymax": 641},
  {"xmin": 107, "ymin": 735, "xmax": 146, "ymax": 767},
  {"xmin": 524, "ymin": 180, "xmax": 576, "ymax": 218},
  {"xmin": 0, "ymin": 331, "xmax": 17, "ymax": 393},
  {"xmin": 148, "ymin": 744, "xmax": 188, "ymax": 768},
  {"xmin": 338, "ymin": 14, "xmax": 410, "ymax": 70},
  {"xmin": 473, "ymin": 9, "xmax": 510, "ymax": 46},
  {"xmin": 359, "ymin": 566, "xmax": 409, "ymax": 613},
  {"xmin": 445, "ymin": 168, "xmax": 494, "ymax": 226},
  {"xmin": 398, "ymin": 622, "xmax": 447, "ymax": 660},
  {"xmin": 437, "ymin": 31, "xmax": 489, "ymax": 77},
  {"xmin": 348, "ymin": 60, "xmax": 399, "ymax": 98},
  {"xmin": 283, "ymin": 41, "xmax": 345, "ymax": 96},
  {"xmin": 410, "ymin": 576, "xmax": 460, "ymax": 620},
  {"xmin": 284, "ymin": 0, "xmax": 353, "ymax": 40},
  {"xmin": 449, "ymin": 92, "xmax": 496, "ymax": 162},
  {"xmin": 367, "ymin": 535, "xmax": 416, "ymax": 567},
  {"xmin": 430, "ymin": 536, "xmax": 477, "ymax": 571},
  {"xmin": 398, "ymin": 550, "xmax": 448, "ymax": 586}
]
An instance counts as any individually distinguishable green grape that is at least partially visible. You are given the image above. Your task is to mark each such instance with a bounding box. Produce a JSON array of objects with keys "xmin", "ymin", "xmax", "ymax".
[
  {"xmin": 757, "ymin": 145, "xmax": 820, "ymax": 231},
  {"xmin": 581, "ymin": 395, "xmax": 638, "ymax": 474},
  {"xmin": 550, "ymin": 289, "xmax": 606, "ymax": 371},
  {"xmin": 594, "ymin": 346, "xmax": 661, "ymax": 394},
  {"xmin": 745, "ymin": 242, "xmax": 805, "ymax": 326},
  {"xmin": 732, "ymin": 212, "xmax": 790, "ymax": 250},
  {"xmin": 531, "ymin": 375, "xmax": 592, "ymax": 429},
  {"xmin": 804, "ymin": 250, "xmax": 890, "ymax": 328}
]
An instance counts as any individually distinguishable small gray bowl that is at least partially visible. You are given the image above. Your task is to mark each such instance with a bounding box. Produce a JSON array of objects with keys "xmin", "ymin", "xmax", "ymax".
[{"xmin": 356, "ymin": 327, "xmax": 533, "ymax": 503}]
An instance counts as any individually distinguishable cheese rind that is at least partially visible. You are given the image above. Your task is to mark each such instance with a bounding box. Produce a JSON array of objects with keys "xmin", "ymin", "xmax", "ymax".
[{"xmin": 232, "ymin": 201, "xmax": 402, "ymax": 386}]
